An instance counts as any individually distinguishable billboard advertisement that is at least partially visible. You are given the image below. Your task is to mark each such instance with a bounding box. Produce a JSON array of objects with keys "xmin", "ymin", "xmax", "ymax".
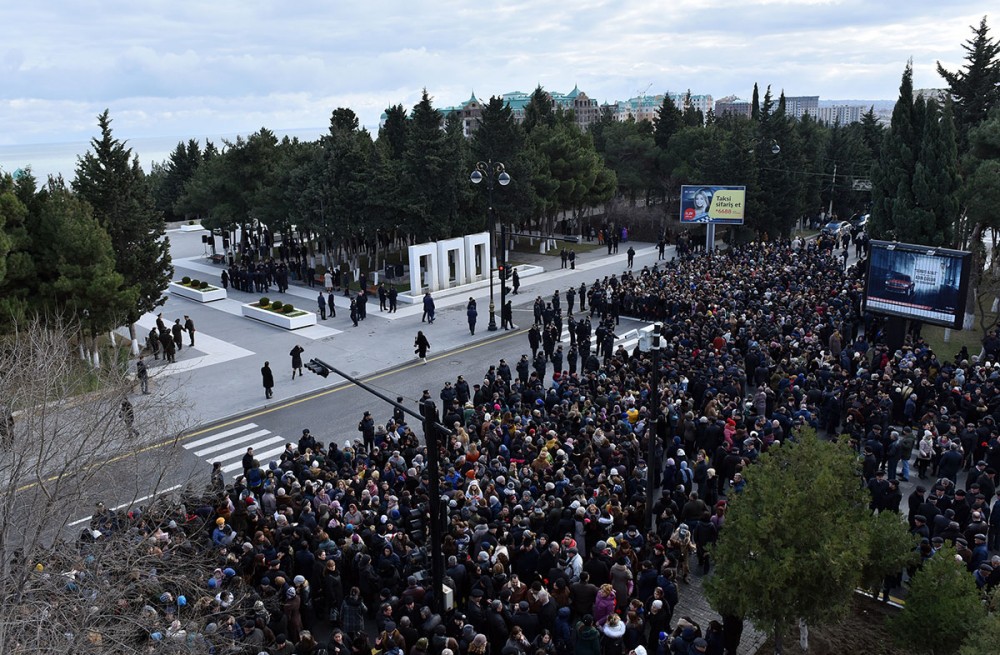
[
  {"xmin": 863, "ymin": 240, "xmax": 971, "ymax": 329},
  {"xmin": 679, "ymin": 185, "xmax": 746, "ymax": 224}
]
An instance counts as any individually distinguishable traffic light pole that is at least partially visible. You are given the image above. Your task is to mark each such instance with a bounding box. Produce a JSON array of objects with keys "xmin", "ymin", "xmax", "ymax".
[
  {"xmin": 305, "ymin": 358, "xmax": 450, "ymax": 615},
  {"xmin": 499, "ymin": 221, "xmax": 508, "ymax": 329}
]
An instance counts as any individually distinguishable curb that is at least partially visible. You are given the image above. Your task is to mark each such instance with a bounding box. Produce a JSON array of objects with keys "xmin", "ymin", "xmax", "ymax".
[{"xmin": 173, "ymin": 326, "xmax": 528, "ymax": 440}]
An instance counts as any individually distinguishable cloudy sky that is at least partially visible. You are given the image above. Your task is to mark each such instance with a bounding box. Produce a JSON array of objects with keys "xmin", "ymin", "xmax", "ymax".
[{"xmin": 0, "ymin": 1, "xmax": 993, "ymax": 167}]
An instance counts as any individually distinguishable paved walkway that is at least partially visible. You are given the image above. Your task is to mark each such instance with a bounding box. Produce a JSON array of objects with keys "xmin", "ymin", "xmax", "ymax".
[
  {"xmin": 674, "ymin": 565, "xmax": 768, "ymax": 654},
  {"xmin": 124, "ymin": 230, "xmax": 778, "ymax": 651},
  {"xmin": 125, "ymin": 229, "xmax": 666, "ymax": 427}
]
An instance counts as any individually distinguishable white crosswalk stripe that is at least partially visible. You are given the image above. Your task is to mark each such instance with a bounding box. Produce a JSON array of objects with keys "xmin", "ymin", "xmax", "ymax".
[
  {"xmin": 555, "ymin": 325, "xmax": 643, "ymax": 352},
  {"xmin": 183, "ymin": 422, "xmax": 292, "ymax": 477}
]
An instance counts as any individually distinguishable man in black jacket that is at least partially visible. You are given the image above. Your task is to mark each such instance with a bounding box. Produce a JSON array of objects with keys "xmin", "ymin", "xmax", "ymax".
[
  {"xmin": 511, "ymin": 600, "xmax": 541, "ymax": 641},
  {"xmin": 358, "ymin": 411, "xmax": 375, "ymax": 453}
]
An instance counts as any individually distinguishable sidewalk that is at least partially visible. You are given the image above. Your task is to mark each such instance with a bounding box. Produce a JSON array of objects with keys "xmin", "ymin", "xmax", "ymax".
[
  {"xmin": 674, "ymin": 567, "xmax": 768, "ymax": 654},
  {"xmin": 128, "ymin": 229, "xmax": 664, "ymax": 428}
]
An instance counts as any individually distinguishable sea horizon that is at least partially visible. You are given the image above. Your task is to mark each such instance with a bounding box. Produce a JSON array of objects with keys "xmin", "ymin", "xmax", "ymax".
[{"xmin": 0, "ymin": 126, "xmax": 338, "ymax": 183}]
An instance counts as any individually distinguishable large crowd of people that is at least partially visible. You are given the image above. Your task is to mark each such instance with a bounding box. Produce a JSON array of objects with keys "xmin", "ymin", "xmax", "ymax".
[{"xmin": 50, "ymin": 236, "xmax": 1000, "ymax": 655}]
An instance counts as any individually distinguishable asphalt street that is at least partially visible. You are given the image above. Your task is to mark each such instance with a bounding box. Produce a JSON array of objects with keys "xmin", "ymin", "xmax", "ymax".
[{"xmin": 50, "ymin": 230, "xmax": 665, "ymax": 534}]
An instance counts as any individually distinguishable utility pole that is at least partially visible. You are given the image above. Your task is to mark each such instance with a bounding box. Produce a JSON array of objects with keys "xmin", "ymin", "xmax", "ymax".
[
  {"xmin": 303, "ymin": 358, "xmax": 451, "ymax": 614},
  {"xmin": 828, "ymin": 163, "xmax": 837, "ymax": 218}
]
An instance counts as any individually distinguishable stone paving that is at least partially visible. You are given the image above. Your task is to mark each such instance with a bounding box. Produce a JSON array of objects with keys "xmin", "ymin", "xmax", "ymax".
[{"xmin": 673, "ymin": 560, "xmax": 769, "ymax": 654}]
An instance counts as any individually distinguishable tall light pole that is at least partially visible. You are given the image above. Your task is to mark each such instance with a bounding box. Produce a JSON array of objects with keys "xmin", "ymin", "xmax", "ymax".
[{"xmin": 470, "ymin": 160, "xmax": 511, "ymax": 332}]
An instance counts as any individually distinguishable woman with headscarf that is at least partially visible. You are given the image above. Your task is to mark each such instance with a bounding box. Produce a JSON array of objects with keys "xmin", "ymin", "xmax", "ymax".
[{"xmin": 468, "ymin": 633, "xmax": 490, "ymax": 655}]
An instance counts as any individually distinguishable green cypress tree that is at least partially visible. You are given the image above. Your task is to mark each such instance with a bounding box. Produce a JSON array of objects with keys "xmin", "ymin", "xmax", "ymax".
[
  {"xmin": 937, "ymin": 16, "xmax": 1000, "ymax": 145},
  {"xmin": 652, "ymin": 94, "xmax": 683, "ymax": 151},
  {"xmin": 871, "ymin": 62, "xmax": 917, "ymax": 240},
  {"xmin": 401, "ymin": 90, "xmax": 464, "ymax": 240},
  {"xmin": 888, "ymin": 545, "xmax": 984, "ymax": 655},
  {"xmin": 73, "ymin": 110, "xmax": 172, "ymax": 348},
  {"xmin": 705, "ymin": 431, "xmax": 873, "ymax": 654}
]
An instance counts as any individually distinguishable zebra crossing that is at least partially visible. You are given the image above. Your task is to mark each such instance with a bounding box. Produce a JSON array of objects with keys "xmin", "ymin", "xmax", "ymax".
[
  {"xmin": 553, "ymin": 324, "xmax": 645, "ymax": 353},
  {"xmin": 183, "ymin": 422, "xmax": 291, "ymax": 476}
]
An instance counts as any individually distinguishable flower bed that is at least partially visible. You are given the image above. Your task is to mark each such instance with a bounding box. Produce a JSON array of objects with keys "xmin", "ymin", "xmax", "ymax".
[
  {"xmin": 168, "ymin": 280, "xmax": 227, "ymax": 303},
  {"xmin": 241, "ymin": 301, "xmax": 316, "ymax": 330}
]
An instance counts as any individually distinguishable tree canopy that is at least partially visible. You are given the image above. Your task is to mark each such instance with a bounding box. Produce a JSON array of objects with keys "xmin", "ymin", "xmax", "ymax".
[
  {"xmin": 73, "ymin": 110, "xmax": 172, "ymax": 325},
  {"xmin": 705, "ymin": 431, "xmax": 913, "ymax": 653}
]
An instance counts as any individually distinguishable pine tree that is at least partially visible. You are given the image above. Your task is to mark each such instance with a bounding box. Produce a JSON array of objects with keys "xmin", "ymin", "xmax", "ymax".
[
  {"xmin": 73, "ymin": 110, "xmax": 172, "ymax": 346},
  {"xmin": 471, "ymin": 96, "xmax": 535, "ymax": 227},
  {"xmin": 705, "ymin": 431, "xmax": 875, "ymax": 655},
  {"xmin": 860, "ymin": 106, "xmax": 884, "ymax": 157},
  {"xmin": 379, "ymin": 105, "xmax": 408, "ymax": 160},
  {"xmin": 401, "ymin": 90, "xmax": 464, "ymax": 240},
  {"xmin": 751, "ymin": 83, "xmax": 761, "ymax": 121},
  {"xmin": 871, "ymin": 62, "xmax": 918, "ymax": 240},
  {"xmin": 889, "ymin": 546, "xmax": 984, "ymax": 655},
  {"xmin": 652, "ymin": 94, "xmax": 683, "ymax": 150},
  {"xmin": 937, "ymin": 16, "xmax": 1000, "ymax": 145},
  {"xmin": 523, "ymin": 86, "xmax": 555, "ymax": 133}
]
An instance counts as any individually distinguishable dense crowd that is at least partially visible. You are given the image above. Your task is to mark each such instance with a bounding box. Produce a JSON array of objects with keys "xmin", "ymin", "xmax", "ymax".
[{"xmin": 49, "ymin": 237, "xmax": 1000, "ymax": 655}]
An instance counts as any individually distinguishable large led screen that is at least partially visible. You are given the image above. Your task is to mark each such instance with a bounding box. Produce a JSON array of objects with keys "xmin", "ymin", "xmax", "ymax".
[
  {"xmin": 863, "ymin": 240, "xmax": 971, "ymax": 329},
  {"xmin": 679, "ymin": 185, "xmax": 746, "ymax": 224}
]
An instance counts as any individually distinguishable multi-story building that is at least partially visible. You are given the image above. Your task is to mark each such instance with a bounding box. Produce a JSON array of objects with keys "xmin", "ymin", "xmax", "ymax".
[
  {"xmin": 440, "ymin": 87, "xmax": 601, "ymax": 135},
  {"xmin": 813, "ymin": 105, "xmax": 865, "ymax": 125},
  {"xmin": 613, "ymin": 94, "xmax": 663, "ymax": 123},
  {"xmin": 673, "ymin": 92, "xmax": 713, "ymax": 117},
  {"xmin": 613, "ymin": 92, "xmax": 713, "ymax": 124},
  {"xmin": 783, "ymin": 96, "xmax": 820, "ymax": 119},
  {"xmin": 714, "ymin": 96, "xmax": 752, "ymax": 118}
]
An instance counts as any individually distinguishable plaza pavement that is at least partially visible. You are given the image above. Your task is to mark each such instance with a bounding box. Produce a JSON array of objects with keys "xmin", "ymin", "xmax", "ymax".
[
  {"xmin": 123, "ymin": 230, "xmax": 778, "ymax": 651},
  {"xmin": 127, "ymin": 229, "xmax": 664, "ymax": 430}
]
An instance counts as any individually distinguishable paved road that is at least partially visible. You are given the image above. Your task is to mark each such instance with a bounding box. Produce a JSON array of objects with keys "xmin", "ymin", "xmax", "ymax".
[
  {"xmin": 170, "ymin": 313, "xmax": 651, "ymax": 484},
  {"xmin": 52, "ymin": 225, "xmax": 662, "ymax": 532}
]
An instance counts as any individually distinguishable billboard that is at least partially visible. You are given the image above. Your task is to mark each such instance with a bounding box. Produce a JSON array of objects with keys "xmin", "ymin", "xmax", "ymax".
[
  {"xmin": 679, "ymin": 185, "xmax": 746, "ymax": 224},
  {"xmin": 863, "ymin": 240, "xmax": 972, "ymax": 329}
]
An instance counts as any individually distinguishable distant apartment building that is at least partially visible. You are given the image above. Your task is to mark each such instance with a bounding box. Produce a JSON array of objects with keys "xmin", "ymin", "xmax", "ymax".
[
  {"xmin": 714, "ymin": 95, "xmax": 751, "ymax": 118},
  {"xmin": 439, "ymin": 86, "xmax": 601, "ymax": 135},
  {"xmin": 783, "ymin": 96, "xmax": 820, "ymax": 119},
  {"xmin": 813, "ymin": 105, "xmax": 865, "ymax": 125},
  {"xmin": 613, "ymin": 92, "xmax": 713, "ymax": 123}
]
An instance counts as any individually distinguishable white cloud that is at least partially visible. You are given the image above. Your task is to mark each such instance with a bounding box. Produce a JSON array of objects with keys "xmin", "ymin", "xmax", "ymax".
[{"xmin": 0, "ymin": 0, "xmax": 994, "ymax": 178}]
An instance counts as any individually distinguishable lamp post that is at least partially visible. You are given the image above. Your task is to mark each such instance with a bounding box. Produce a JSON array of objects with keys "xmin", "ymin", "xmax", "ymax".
[{"xmin": 470, "ymin": 160, "xmax": 511, "ymax": 332}]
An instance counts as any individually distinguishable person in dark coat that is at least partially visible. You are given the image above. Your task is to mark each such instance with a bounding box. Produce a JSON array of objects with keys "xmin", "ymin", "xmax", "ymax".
[
  {"xmin": 318, "ymin": 292, "xmax": 327, "ymax": 320},
  {"xmin": 171, "ymin": 319, "xmax": 184, "ymax": 351},
  {"xmin": 467, "ymin": 299, "xmax": 478, "ymax": 335},
  {"xmin": 422, "ymin": 292, "xmax": 436, "ymax": 324},
  {"xmin": 261, "ymin": 361, "xmax": 274, "ymax": 399},
  {"xmin": 184, "ymin": 315, "xmax": 196, "ymax": 346},
  {"xmin": 415, "ymin": 331, "xmax": 430, "ymax": 364},
  {"xmin": 511, "ymin": 600, "xmax": 541, "ymax": 642},
  {"xmin": 290, "ymin": 345, "xmax": 305, "ymax": 379}
]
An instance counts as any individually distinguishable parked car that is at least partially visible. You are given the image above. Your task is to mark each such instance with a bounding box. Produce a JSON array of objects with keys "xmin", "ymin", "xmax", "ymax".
[
  {"xmin": 885, "ymin": 271, "xmax": 915, "ymax": 297},
  {"xmin": 821, "ymin": 221, "xmax": 850, "ymax": 238},
  {"xmin": 850, "ymin": 213, "xmax": 869, "ymax": 231}
]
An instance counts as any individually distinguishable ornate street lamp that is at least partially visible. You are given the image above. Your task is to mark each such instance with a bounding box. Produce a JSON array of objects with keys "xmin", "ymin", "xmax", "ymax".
[{"xmin": 470, "ymin": 161, "xmax": 511, "ymax": 331}]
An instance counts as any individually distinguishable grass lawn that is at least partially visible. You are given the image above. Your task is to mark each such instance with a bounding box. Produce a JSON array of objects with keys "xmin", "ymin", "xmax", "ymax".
[
  {"xmin": 920, "ymin": 291, "xmax": 997, "ymax": 360},
  {"xmin": 511, "ymin": 239, "xmax": 605, "ymax": 256}
]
